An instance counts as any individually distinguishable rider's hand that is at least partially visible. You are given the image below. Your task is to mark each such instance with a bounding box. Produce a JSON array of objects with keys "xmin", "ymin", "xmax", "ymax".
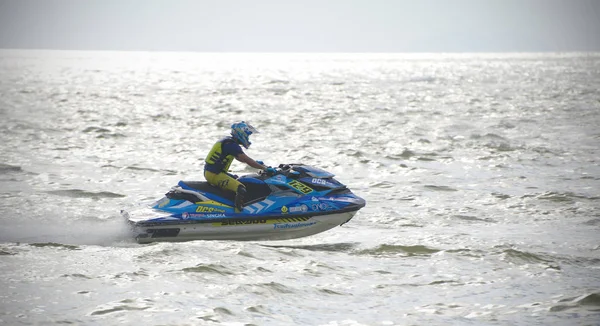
[
  {"xmin": 256, "ymin": 160, "xmax": 264, "ymax": 166},
  {"xmin": 265, "ymin": 167, "xmax": 276, "ymax": 175}
]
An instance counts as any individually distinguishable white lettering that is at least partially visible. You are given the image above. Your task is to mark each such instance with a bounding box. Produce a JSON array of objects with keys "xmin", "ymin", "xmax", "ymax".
[{"xmin": 273, "ymin": 222, "xmax": 316, "ymax": 229}]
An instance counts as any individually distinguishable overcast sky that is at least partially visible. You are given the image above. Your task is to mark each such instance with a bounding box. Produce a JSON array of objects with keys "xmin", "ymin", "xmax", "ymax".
[{"xmin": 0, "ymin": 0, "xmax": 599, "ymax": 52}]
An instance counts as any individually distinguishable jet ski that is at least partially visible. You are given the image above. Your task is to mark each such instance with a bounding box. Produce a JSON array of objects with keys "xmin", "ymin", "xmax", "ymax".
[{"xmin": 122, "ymin": 164, "xmax": 366, "ymax": 243}]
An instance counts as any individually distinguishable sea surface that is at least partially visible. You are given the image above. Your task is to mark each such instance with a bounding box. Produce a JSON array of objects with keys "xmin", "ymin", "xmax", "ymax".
[{"xmin": 0, "ymin": 50, "xmax": 599, "ymax": 326}]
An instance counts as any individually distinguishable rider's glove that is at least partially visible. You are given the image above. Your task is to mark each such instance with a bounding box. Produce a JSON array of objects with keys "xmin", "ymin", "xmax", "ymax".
[{"xmin": 256, "ymin": 160, "xmax": 265, "ymax": 166}]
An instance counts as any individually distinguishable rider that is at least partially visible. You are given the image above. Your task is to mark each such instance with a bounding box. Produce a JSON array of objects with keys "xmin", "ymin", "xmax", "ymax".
[{"xmin": 204, "ymin": 121, "xmax": 275, "ymax": 212}]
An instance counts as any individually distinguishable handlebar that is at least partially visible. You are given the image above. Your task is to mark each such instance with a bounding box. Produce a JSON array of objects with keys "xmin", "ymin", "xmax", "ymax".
[{"xmin": 258, "ymin": 164, "xmax": 294, "ymax": 177}]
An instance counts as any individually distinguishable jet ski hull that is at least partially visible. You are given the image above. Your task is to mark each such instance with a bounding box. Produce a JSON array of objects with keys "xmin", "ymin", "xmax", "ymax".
[{"xmin": 127, "ymin": 210, "xmax": 358, "ymax": 243}]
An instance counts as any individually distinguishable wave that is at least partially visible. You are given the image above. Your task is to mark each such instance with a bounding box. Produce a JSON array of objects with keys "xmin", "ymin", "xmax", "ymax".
[
  {"xmin": 368, "ymin": 181, "xmax": 395, "ymax": 189},
  {"xmin": 61, "ymin": 273, "xmax": 92, "ymax": 279},
  {"xmin": 47, "ymin": 189, "xmax": 126, "ymax": 199},
  {"xmin": 96, "ymin": 133, "xmax": 126, "ymax": 139},
  {"xmin": 101, "ymin": 164, "xmax": 178, "ymax": 175},
  {"xmin": 82, "ymin": 126, "xmax": 126, "ymax": 138},
  {"xmin": 499, "ymin": 248, "xmax": 557, "ymax": 266},
  {"xmin": 317, "ymin": 288, "xmax": 348, "ymax": 295},
  {"xmin": 253, "ymin": 281, "xmax": 294, "ymax": 294},
  {"xmin": 550, "ymin": 292, "xmax": 600, "ymax": 312},
  {"xmin": 583, "ymin": 218, "xmax": 600, "ymax": 226},
  {"xmin": 265, "ymin": 87, "xmax": 294, "ymax": 95},
  {"xmin": 424, "ymin": 185, "xmax": 458, "ymax": 192},
  {"xmin": 82, "ymin": 126, "xmax": 111, "ymax": 133},
  {"xmin": 522, "ymin": 191, "xmax": 600, "ymax": 203},
  {"xmin": 452, "ymin": 215, "xmax": 497, "ymax": 223},
  {"xmin": 493, "ymin": 245, "xmax": 600, "ymax": 270},
  {"xmin": 354, "ymin": 244, "xmax": 441, "ymax": 257},
  {"xmin": 0, "ymin": 248, "xmax": 16, "ymax": 255},
  {"xmin": 90, "ymin": 299, "xmax": 151, "ymax": 316},
  {"xmin": 407, "ymin": 76, "xmax": 437, "ymax": 83},
  {"xmin": 52, "ymin": 146, "xmax": 85, "ymax": 151},
  {"xmin": 468, "ymin": 133, "xmax": 520, "ymax": 152},
  {"xmin": 245, "ymin": 304, "xmax": 270, "ymax": 315},
  {"xmin": 261, "ymin": 242, "xmax": 358, "ymax": 253},
  {"xmin": 0, "ymin": 163, "xmax": 24, "ymax": 174},
  {"xmin": 375, "ymin": 279, "xmax": 462, "ymax": 290},
  {"xmin": 182, "ymin": 263, "xmax": 235, "ymax": 276},
  {"xmin": 384, "ymin": 149, "xmax": 444, "ymax": 162},
  {"xmin": 29, "ymin": 242, "xmax": 81, "ymax": 250},
  {"xmin": 237, "ymin": 282, "xmax": 295, "ymax": 296},
  {"xmin": 265, "ymin": 79, "xmax": 290, "ymax": 85}
]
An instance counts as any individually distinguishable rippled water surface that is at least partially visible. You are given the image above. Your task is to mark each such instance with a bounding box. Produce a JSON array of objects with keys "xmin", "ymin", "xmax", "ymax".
[{"xmin": 1, "ymin": 50, "xmax": 599, "ymax": 325}]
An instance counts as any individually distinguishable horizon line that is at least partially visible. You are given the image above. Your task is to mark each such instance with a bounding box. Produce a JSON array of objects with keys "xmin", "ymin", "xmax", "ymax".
[{"xmin": 1, "ymin": 47, "xmax": 600, "ymax": 55}]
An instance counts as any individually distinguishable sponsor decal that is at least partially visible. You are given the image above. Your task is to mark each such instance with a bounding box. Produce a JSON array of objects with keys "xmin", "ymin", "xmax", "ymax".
[
  {"xmin": 269, "ymin": 217, "xmax": 311, "ymax": 223},
  {"xmin": 196, "ymin": 200, "xmax": 231, "ymax": 207},
  {"xmin": 267, "ymin": 216, "xmax": 311, "ymax": 224},
  {"xmin": 281, "ymin": 206, "xmax": 289, "ymax": 214},
  {"xmin": 273, "ymin": 175, "xmax": 287, "ymax": 183},
  {"xmin": 311, "ymin": 178, "xmax": 328, "ymax": 185},
  {"xmin": 183, "ymin": 212, "xmax": 225, "ymax": 219},
  {"xmin": 196, "ymin": 206, "xmax": 226, "ymax": 213},
  {"xmin": 158, "ymin": 198, "xmax": 170, "ymax": 208},
  {"xmin": 317, "ymin": 197, "xmax": 340, "ymax": 202},
  {"xmin": 204, "ymin": 214, "xmax": 226, "ymax": 218},
  {"xmin": 273, "ymin": 222, "xmax": 317, "ymax": 229},
  {"xmin": 288, "ymin": 180, "xmax": 313, "ymax": 194},
  {"xmin": 218, "ymin": 219, "xmax": 267, "ymax": 226},
  {"xmin": 212, "ymin": 216, "xmax": 312, "ymax": 227},
  {"xmin": 289, "ymin": 204, "xmax": 308, "ymax": 213},
  {"xmin": 310, "ymin": 203, "xmax": 330, "ymax": 211}
]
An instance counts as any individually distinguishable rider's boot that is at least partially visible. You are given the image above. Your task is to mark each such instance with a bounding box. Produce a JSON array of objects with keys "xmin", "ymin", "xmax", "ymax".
[{"xmin": 234, "ymin": 185, "xmax": 246, "ymax": 213}]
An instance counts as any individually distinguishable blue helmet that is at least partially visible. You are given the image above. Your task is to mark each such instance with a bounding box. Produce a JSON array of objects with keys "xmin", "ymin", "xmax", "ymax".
[{"xmin": 231, "ymin": 121, "xmax": 258, "ymax": 149}]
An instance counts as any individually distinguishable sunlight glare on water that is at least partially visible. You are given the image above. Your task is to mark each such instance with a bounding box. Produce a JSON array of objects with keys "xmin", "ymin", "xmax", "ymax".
[{"xmin": 0, "ymin": 50, "xmax": 599, "ymax": 325}]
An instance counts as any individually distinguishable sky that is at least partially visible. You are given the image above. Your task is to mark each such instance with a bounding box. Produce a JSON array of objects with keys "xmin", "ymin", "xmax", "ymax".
[{"xmin": 0, "ymin": 0, "xmax": 599, "ymax": 52}]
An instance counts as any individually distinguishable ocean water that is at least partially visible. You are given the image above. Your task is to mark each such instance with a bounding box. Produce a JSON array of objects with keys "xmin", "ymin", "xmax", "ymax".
[{"xmin": 0, "ymin": 50, "xmax": 599, "ymax": 326}]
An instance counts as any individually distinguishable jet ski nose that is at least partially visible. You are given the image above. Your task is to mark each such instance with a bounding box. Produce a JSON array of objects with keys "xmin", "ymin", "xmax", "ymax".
[{"xmin": 349, "ymin": 196, "xmax": 366, "ymax": 208}]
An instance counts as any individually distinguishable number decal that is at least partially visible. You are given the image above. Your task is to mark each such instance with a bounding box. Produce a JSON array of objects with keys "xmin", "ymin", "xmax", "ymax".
[{"xmin": 288, "ymin": 180, "xmax": 313, "ymax": 194}]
